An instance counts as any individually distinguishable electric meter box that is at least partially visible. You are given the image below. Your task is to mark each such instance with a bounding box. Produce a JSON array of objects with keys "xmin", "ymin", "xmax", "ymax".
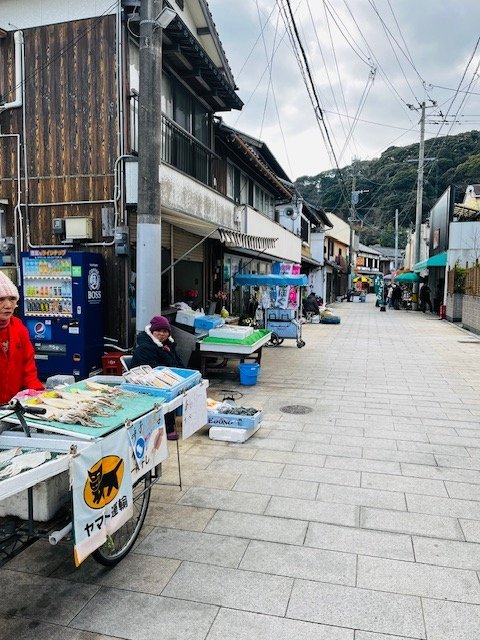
[{"xmin": 64, "ymin": 217, "xmax": 93, "ymax": 240}]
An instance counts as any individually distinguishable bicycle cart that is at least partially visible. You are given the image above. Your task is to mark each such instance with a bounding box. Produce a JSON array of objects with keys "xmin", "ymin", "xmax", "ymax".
[
  {"xmin": 234, "ymin": 273, "xmax": 308, "ymax": 348},
  {"xmin": 0, "ymin": 374, "xmax": 208, "ymax": 568}
]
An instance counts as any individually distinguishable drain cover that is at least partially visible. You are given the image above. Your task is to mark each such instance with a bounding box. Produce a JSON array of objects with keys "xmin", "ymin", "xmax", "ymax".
[{"xmin": 280, "ymin": 405, "xmax": 313, "ymax": 414}]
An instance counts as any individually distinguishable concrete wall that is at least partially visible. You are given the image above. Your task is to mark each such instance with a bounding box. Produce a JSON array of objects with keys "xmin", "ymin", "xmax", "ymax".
[
  {"xmin": 446, "ymin": 293, "xmax": 463, "ymax": 323},
  {"xmin": 461, "ymin": 294, "xmax": 480, "ymax": 335},
  {"xmin": 245, "ymin": 207, "xmax": 301, "ymax": 263},
  {"xmin": 0, "ymin": 0, "xmax": 116, "ymax": 27}
]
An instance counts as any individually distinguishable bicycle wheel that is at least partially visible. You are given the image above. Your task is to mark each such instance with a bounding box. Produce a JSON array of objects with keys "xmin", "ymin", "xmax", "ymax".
[{"xmin": 92, "ymin": 471, "xmax": 152, "ymax": 566}]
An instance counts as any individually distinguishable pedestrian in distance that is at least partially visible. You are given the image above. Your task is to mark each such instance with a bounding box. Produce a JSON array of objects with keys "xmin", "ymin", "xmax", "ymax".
[
  {"xmin": 131, "ymin": 315, "xmax": 184, "ymax": 440},
  {"xmin": 419, "ymin": 282, "xmax": 433, "ymax": 313},
  {"xmin": 387, "ymin": 283, "xmax": 394, "ymax": 308},
  {"xmin": 392, "ymin": 283, "xmax": 402, "ymax": 310},
  {"xmin": 0, "ymin": 271, "xmax": 44, "ymax": 404},
  {"xmin": 304, "ymin": 292, "xmax": 320, "ymax": 316}
]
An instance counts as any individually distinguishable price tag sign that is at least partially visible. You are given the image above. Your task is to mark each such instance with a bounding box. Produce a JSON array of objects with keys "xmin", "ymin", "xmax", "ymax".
[{"xmin": 182, "ymin": 381, "xmax": 208, "ymax": 439}]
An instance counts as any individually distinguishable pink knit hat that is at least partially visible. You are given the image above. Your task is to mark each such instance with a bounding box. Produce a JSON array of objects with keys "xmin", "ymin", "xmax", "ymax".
[
  {"xmin": 149, "ymin": 315, "xmax": 171, "ymax": 333},
  {"xmin": 0, "ymin": 271, "xmax": 19, "ymax": 300}
]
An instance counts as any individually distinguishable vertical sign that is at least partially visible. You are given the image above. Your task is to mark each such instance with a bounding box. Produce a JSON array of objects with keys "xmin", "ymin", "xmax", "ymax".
[{"xmin": 72, "ymin": 429, "xmax": 133, "ymax": 566}]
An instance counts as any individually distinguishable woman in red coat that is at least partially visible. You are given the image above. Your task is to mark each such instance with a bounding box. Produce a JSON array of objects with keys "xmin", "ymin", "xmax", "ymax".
[{"xmin": 0, "ymin": 271, "xmax": 44, "ymax": 403}]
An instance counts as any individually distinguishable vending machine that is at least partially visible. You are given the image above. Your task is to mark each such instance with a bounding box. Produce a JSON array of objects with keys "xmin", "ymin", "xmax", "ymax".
[{"xmin": 20, "ymin": 250, "xmax": 104, "ymax": 379}]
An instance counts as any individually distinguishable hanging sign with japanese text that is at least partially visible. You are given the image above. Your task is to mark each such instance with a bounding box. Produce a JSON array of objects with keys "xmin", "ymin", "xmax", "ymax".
[{"xmin": 72, "ymin": 429, "xmax": 133, "ymax": 566}]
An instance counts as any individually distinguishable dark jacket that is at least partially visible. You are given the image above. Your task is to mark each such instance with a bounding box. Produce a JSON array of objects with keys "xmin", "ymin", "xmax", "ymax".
[
  {"xmin": 131, "ymin": 330, "xmax": 184, "ymax": 370},
  {"xmin": 304, "ymin": 295, "xmax": 320, "ymax": 314}
]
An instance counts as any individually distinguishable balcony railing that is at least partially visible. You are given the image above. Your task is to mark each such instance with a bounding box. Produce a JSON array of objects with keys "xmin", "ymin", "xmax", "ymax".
[{"xmin": 129, "ymin": 93, "xmax": 216, "ymax": 188}]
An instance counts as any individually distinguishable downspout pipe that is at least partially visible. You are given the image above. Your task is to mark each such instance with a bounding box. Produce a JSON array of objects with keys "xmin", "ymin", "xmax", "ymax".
[{"xmin": 0, "ymin": 31, "xmax": 24, "ymax": 112}]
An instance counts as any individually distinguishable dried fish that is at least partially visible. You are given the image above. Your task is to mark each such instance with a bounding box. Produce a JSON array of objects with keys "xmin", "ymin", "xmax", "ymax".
[
  {"xmin": 0, "ymin": 447, "xmax": 21, "ymax": 465},
  {"xmin": 0, "ymin": 450, "xmax": 52, "ymax": 479}
]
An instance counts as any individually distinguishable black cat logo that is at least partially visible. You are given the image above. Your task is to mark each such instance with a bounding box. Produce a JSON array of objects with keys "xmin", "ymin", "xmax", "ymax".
[{"xmin": 84, "ymin": 455, "xmax": 124, "ymax": 509}]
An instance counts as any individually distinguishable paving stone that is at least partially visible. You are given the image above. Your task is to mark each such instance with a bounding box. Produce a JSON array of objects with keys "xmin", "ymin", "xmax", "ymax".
[
  {"xmin": 135, "ymin": 527, "xmax": 248, "ymax": 567},
  {"xmin": 162, "ymin": 561, "xmax": 292, "ymax": 616},
  {"xmin": 422, "ymin": 598, "xmax": 480, "ymax": 640},
  {"xmin": 205, "ymin": 458, "xmax": 284, "ymax": 477},
  {"xmin": 401, "ymin": 462, "xmax": 480, "ymax": 484},
  {"xmin": 183, "ymin": 444, "xmax": 257, "ymax": 459},
  {"xmin": 0, "ymin": 617, "xmax": 117, "ymax": 640},
  {"xmin": 406, "ymin": 493, "xmax": 480, "ymax": 519},
  {"xmin": 0, "ymin": 569, "xmax": 99, "ymax": 625},
  {"xmin": 316, "ymin": 483, "xmax": 407, "ymax": 510},
  {"xmin": 295, "ymin": 441, "xmax": 364, "ymax": 458},
  {"xmin": 459, "ymin": 519, "xmax": 480, "ymax": 542},
  {"xmin": 332, "ymin": 435, "xmax": 398, "ymax": 450},
  {"xmin": 239, "ymin": 539, "xmax": 356, "ymax": 584},
  {"xmin": 205, "ymin": 509, "xmax": 307, "ymax": 544},
  {"xmin": 158, "ymin": 468, "xmax": 240, "ymax": 489},
  {"xmin": 51, "ymin": 551, "xmax": 180, "ymax": 595},
  {"xmin": 434, "ymin": 454, "xmax": 480, "ymax": 470},
  {"xmin": 326, "ymin": 456, "xmax": 402, "ymax": 475},
  {"xmin": 282, "ymin": 463, "xmax": 361, "ymax": 486},
  {"xmin": 144, "ymin": 501, "xmax": 215, "ymax": 531},
  {"xmin": 363, "ymin": 449, "xmax": 437, "ymax": 465},
  {"xmin": 413, "ymin": 535, "xmax": 480, "ymax": 570},
  {"xmin": 305, "ymin": 521, "xmax": 414, "ymax": 560},
  {"xmin": 361, "ymin": 471, "xmax": 448, "ymax": 496},
  {"xmin": 445, "ymin": 480, "xmax": 480, "ymax": 500},
  {"xmin": 233, "ymin": 473, "xmax": 318, "ymax": 499},
  {"xmin": 253, "ymin": 449, "xmax": 327, "ymax": 467},
  {"xmin": 355, "ymin": 633, "xmax": 419, "ymax": 640},
  {"xmin": 357, "ymin": 555, "xmax": 480, "ymax": 603},
  {"xmin": 70, "ymin": 587, "xmax": 218, "ymax": 639},
  {"xmin": 287, "ymin": 580, "xmax": 425, "ymax": 638},
  {"xmin": 206, "ymin": 608, "xmax": 353, "ymax": 640},
  {"xmin": 177, "ymin": 486, "xmax": 270, "ymax": 513},
  {"xmin": 266, "ymin": 495, "xmax": 358, "ymax": 526},
  {"xmin": 360, "ymin": 507, "xmax": 464, "ymax": 540}
]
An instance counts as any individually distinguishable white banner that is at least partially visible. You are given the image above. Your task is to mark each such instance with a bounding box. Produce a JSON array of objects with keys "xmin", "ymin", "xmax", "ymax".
[
  {"xmin": 127, "ymin": 407, "xmax": 168, "ymax": 482},
  {"xmin": 182, "ymin": 382, "xmax": 208, "ymax": 439},
  {"xmin": 72, "ymin": 429, "xmax": 133, "ymax": 566}
]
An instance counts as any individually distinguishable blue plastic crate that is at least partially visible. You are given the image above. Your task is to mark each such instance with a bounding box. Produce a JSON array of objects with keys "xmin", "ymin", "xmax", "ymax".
[
  {"xmin": 194, "ymin": 315, "xmax": 224, "ymax": 331},
  {"xmin": 207, "ymin": 410, "xmax": 263, "ymax": 429},
  {"xmin": 121, "ymin": 367, "xmax": 201, "ymax": 401}
]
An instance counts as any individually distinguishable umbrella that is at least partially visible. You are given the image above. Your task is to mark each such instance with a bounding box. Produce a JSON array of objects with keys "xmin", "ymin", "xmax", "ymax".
[
  {"xmin": 394, "ymin": 271, "xmax": 421, "ymax": 283},
  {"xmin": 353, "ymin": 276, "xmax": 372, "ymax": 284}
]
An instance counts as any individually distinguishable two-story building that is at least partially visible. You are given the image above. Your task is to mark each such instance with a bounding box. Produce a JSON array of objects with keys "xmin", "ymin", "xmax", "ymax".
[
  {"xmin": 0, "ymin": 0, "xmax": 307, "ymax": 360},
  {"xmin": 324, "ymin": 212, "xmax": 350, "ymax": 303}
]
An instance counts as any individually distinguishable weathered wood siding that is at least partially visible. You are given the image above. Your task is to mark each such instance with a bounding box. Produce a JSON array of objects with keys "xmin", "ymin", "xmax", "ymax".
[{"xmin": 0, "ymin": 16, "xmax": 130, "ymax": 344}]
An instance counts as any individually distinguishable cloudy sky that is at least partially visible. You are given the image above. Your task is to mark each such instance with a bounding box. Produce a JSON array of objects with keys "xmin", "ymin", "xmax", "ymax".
[{"xmin": 208, "ymin": 0, "xmax": 480, "ymax": 180}]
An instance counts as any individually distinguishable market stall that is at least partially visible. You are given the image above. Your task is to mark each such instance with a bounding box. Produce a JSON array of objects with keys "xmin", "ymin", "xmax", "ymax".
[
  {"xmin": 234, "ymin": 273, "xmax": 308, "ymax": 348},
  {"xmin": 0, "ymin": 371, "xmax": 208, "ymax": 567}
]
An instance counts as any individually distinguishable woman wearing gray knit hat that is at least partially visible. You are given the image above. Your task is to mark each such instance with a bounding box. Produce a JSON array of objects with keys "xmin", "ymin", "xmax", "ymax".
[
  {"xmin": 0, "ymin": 271, "xmax": 44, "ymax": 403},
  {"xmin": 131, "ymin": 315, "xmax": 184, "ymax": 440}
]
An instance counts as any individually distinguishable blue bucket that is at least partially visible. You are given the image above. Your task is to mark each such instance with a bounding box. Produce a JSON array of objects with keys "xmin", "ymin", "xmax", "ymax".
[{"xmin": 238, "ymin": 362, "xmax": 260, "ymax": 386}]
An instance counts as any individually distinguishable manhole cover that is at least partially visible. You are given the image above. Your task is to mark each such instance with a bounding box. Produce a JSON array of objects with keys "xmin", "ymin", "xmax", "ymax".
[{"xmin": 280, "ymin": 405, "xmax": 313, "ymax": 414}]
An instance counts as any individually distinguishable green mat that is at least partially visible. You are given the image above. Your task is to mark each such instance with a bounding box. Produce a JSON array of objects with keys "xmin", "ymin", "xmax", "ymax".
[
  {"xmin": 23, "ymin": 381, "xmax": 165, "ymax": 438},
  {"xmin": 201, "ymin": 329, "xmax": 271, "ymax": 346}
]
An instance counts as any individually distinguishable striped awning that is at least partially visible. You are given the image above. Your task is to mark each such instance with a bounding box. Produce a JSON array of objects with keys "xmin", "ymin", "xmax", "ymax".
[{"xmin": 218, "ymin": 228, "xmax": 277, "ymax": 251}]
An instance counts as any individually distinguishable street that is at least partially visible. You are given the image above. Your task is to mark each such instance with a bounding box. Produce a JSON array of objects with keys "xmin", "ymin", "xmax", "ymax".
[{"xmin": 1, "ymin": 296, "xmax": 480, "ymax": 640}]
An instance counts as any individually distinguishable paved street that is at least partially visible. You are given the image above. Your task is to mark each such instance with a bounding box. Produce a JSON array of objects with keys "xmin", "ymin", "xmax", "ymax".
[{"xmin": 1, "ymin": 296, "xmax": 480, "ymax": 640}]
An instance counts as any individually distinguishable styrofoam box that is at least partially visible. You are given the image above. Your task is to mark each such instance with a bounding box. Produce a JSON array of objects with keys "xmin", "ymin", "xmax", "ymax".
[
  {"xmin": 176, "ymin": 310, "xmax": 203, "ymax": 327},
  {"xmin": 208, "ymin": 326, "xmax": 254, "ymax": 340},
  {"xmin": 207, "ymin": 410, "xmax": 263, "ymax": 429},
  {"xmin": 209, "ymin": 423, "xmax": 261, "ymax": 443},
  {"xmin": 0, "ymin": 471, "xmax": 69, "ymax": 521}
]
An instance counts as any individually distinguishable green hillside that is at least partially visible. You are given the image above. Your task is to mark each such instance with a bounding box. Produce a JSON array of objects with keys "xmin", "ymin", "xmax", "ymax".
[{"xmin": 295, "ymin": 130, "xmax": 480, "ymax": 246}]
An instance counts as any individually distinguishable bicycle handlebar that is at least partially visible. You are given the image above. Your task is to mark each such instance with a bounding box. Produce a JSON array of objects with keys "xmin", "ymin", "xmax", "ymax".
[{"xmin": 0, "ymin": 400, "xmax": 47, "ymax": 416}]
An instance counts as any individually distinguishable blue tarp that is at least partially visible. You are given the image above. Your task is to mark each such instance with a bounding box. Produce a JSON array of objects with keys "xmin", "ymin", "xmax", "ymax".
[{"xmin": 234, "ymin": 273, "xmax": 308, "ymax": 286}]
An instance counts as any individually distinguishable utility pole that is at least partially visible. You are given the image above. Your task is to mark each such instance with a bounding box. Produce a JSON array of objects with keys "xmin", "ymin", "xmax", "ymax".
[
  {"xmin": 348, "ymin": 167, "xmax": 369, "ymax": 290},
  {"xmin": 408, "ymin": 100, "xmax": 436, "ymax": 310},
  {"xmin": 135, "ymin": 0, "xmax": 175, "ymax": 332},
  {"xmin": 394, "ymin": 208, "xmax": 399, "ymax": 271}
]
